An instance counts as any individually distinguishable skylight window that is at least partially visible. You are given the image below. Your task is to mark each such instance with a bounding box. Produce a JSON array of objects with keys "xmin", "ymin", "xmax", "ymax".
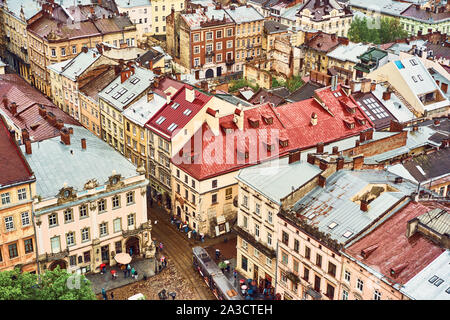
[
  {"xmin": 428, "ymin": 275, "xmax": 439, "ymax": 284},
  {"xmin": 418, "ymin": 74, "xmax": 423, "ymax": 81},
  {"xmin": 130, "ymin": 77, "xmax": 140, "ymax": 85},
  {"xmin": 118, "ymin": 88, "xmax": 128, "ymax": 94},
  {"xmin": 410, "ymin": 59, "xmax": 418, "ymax": 66},
  {"xmin": 434, "ymin": 279, "xmax": 444, "ymax": 287},
  {"xmin": 122, "ymin": 93, "xmax": 136, "ymax": 104},
  {"xmin": 343, "ymin": 231, "xmax": 353, "ymax": 238},
  {"xmin": 168, "ymin": 123, "xmax": 178, "ymax": 132},
  {"xmin": 328, "ymin": 222, "xmax": 338, "ymax": 229},
  {"xmin": 183, "ymin": 109, "xmax": 192, "ymax": 116},
  {"xmin": 446, "ymin": 287, "xmax": 450, "ymax": 294},
  {"xmin": 105, "ymin": 83, "xmax": 118, "ymax": 94},
  {"xmin": 412, "ymin": 76, "xmax": 418, "ymax": 83},
  {"xmin": 155, "ymin": 116, "xmax": 166, "ymax": 125},
  {"xmin": 171, "ymin": 102, "xmax": 180, "ymax": 110}
]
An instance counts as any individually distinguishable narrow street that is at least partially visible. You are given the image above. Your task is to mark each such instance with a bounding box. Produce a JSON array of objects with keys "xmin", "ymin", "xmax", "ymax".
[{"xmin": 147, "ymin": 204, "xmax": 217, "ymax": 300}]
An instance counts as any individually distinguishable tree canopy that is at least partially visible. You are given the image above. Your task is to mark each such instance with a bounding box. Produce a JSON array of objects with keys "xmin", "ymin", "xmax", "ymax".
[
  {"xmin": 0, "ymin": 267, "xmax": 96, "ymax": 300},
  {"xmin": 348, "ymin": 17, "xmax": 409, "ymax": 45}
]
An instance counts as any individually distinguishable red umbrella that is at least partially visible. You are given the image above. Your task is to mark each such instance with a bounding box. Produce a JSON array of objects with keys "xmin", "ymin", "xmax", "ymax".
[
  {"xmin": 100, "ymin": 263, "xmax": 106, "ymax": 269},
  {"xmin": 110, "ymin": 269, "xmax": 116, "ymax": 274}
]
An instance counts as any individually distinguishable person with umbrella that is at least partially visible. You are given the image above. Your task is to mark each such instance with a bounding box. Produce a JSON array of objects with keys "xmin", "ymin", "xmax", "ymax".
[
  {"xmin": 110, "ymin": 269, "xmax": 117, "ymax": 280},
  {"xmin": 100, "ymin": 263, "xmax": 106, "ymax": 274}
]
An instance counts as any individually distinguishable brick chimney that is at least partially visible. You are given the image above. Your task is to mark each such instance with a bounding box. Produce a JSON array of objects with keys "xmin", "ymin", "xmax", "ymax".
[
  {"xmin": 319, "ymin": 159, "xmax": 328, "ymax": 170},
  {"xmin": 81, "ymin": 138, "xmax": 86, "ymax": 150},
  {"xmin": 2, "ymin": 96, "xmax": 8, "ymax": 108},
  {"xmin": 82, "ymin": 46, "xmax": 88, "ymax": 53},
  {"xmin": 175, "ymin": 73, "xmax": 181, "ymax": 81},
  {"xmin": 316, "ymin": 142, "xmax": 324, "ymax": 153},
  {"xmin": 25, "ymin": 139, "xmax": 32, "ymax": 155},
  {"xmin": 389, "ymin": 120, "xmax": 404, "ymax": 132},
  {"xmin": 10, "ymin": 102, "xmax": 17, "ymax": 115},
  {"xmin": 47, "ymin": 111, "xmax": 56, "ymax": 126},
  {"xmin": 441, "ymin": 82, "xmax": 448, "ymax": 93},
  {"xmin": 434, "ymin": 119, "xmax": 440, "ymax": 126},
  {"xmin": 355, "ymin": 139, "xmax": 360, "ymax": 147},
  {"xmin": 60, "ymin": 127, "xmax": 70, "ymax": 145},
  {"xmin": 370, "ymin": 82, "xmax": 376, "ymax": 92},
  {"xmin": 394, "ymin": 176, "xmax": 403, "ymax": 184},
  {"xmin": 360, "ymin": 199, "xmax": 368, "ymax": 212},
  {"xmin": 383, "ymin": 90, "xmax": 391, "ymax": 101},
  {"xmin": 336, "ymin": 157, "xmax": 344, "ymax": 171},
  {"xmin": 307, "ymin": 153, "xmax": 315, "ymax": 165},
  {"xmin": 318, "ymin": 175, "xmax": 326, "ymax": 188},
  {"xmin": 353, "ymin": 155, "xmax": 364, "ymax": 170},
  {"xmin": 200, "ymin": 80, "xmax": 209, "ymax": 92},
  {"xmin": 22, "ymin": 128, "xmax": 29, "ymax": 141},
  {"xmin": 55, "ymin": 119, "xmax": 64, "ymax": 130},
  {"xmin": 68, "ymin": 127, "xmax": 74, "ymax": 134},
  {"xmin": 359, "ymin": 131, "xmax": 366, "ymax": 143},
  {"xmin": 121, "ymin": 69, "xmax": 131, "ymax": 83},
  {"xmin": 288, "ymin": 150, "xmax": 301, "ymax": 164},
  {"xmin": 38, "ymin": 105, "xmax": 47, "ymax": 117},
  {"xmin": 366, "ymin": 128, "xmax": 373, "ymax": 140}
]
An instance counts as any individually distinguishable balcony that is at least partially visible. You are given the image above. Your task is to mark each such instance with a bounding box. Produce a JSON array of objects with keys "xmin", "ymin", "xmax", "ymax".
[
  {"xmin": 233, "ymin": 225, "xmax": 276, "ymax": 259},
  {"xmin": 21, "ymin": 46, "xmax": 27, "ymax": 54}
]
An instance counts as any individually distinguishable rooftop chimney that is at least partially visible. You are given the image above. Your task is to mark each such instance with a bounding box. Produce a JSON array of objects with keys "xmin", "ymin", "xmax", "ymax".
[
  {"xmin": 336, "ymin": 157, "xmax": 344, "ymax": 171},
  {"xmin": 311, "ymin": 112, "xmax": 318, "ymax": 126},
  {"xmin": 55, "ymin": 119, "xmax": 64, "ymax": 130},
  {"xmin": 81, "ymin": 138, "xmax": 86, "ymax": 150},
  {"xmin": 319, "ymin": 159, "xmax": 328, "ymax": 170},
  {"xmin": 200, "ymin": 80, "xmax": 208, "ymax": 92},
  {"xmin": 22, "ymin": 128, "xmax": 30, "ymax": 141},
  {"xmin": 25, "ymin": 139, "xmax": 32, "ymax": 155},
  {"xmin": 383, "ymin": 90, "xmax": 391, "ymax": 101},
  {"xmin": 38, "ymin": 105, "xmax": 47, "ymax": 117},
  {"xmin": 2, "ymin": 96, "xmax": 8, "ymax": 108},
  {"xmin": 68, "ymin": 127, "xmax": 74, "ymax": 135},
  {"xmin": 166, "ymin": 92, "xmax": 171, "ymax": 105},
  {"xmin": 360, "ymin": 199, "xmax": 368, "ymax": 212},
  {"xmin": 147, "ymin": 91, "xmax": 154, "ymax": 102},
  {"xmin": 60, "ymin": 127, "xmax": 70, "ymax": 145},
  {"xmin": 370, "ymin": 82, "xmax": 376, "ymax": 92},
  {"xmin": 318, "ymin": 175, "xmax": 326, "ymax": 188},
  {"xmin": 288, "ymin": 151, "xmax": 301, "ymax": 164},
  {"xmin": 353, "ymin": 155, "xmax": 364, "ymax": 170},
  {"xmin": 332, "ymin": 146, "xmax": 339, "ymax": 154},
  {"xmin": 441, "ymin": 82, "xmax": 448, "ymax": 93},
  {"xmin": 82, "ymin": 46, "xmax": 88, "ymax": 53},
  {"xmin": 10, "ymin": 102, "xmax": 17, "ymax": 115},
  {"xmin": 307, "ymin": 153, "xmax": 315, "ymax": 165},
  {"xmin": 185, "ymin": 88, "xmax": 195, "ymax": 103},
  {"xmin": 316, "ymin": 142, "xmax": 324, "ymax": 153},
  {"xmin": 47, "ymin": 111, "xmax": 56, "ymax": 126}
]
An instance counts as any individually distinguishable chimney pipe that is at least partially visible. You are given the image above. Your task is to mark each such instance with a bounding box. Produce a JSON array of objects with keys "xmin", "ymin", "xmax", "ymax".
[
  {"xmin": 55, "ymin": 119, "xmax": 64, "ymax": 130},
  {"xmin": 316, "ymin": 142, "xmax": 324, "ymax": 153},
  {"xmin": 81, "ymin": 138, "xmax": 86, "ymax": 150},
  {"xmin": 307, "ymin": 153, "xmax": 315, "ymax": 165},
  {"xmin": 38, "ymin": 105, "xmax": 47, "ymax": 117},
  {"xmin": 22, "ymin": 128, "xmax": 30, "ymax": 141},
  {"xmin": 288, "ymin": 151, "xmax": 301, "ymax": 164},
  {"xmin": 353, "ymin": 155, "xmax": 364, "ymax": 170},
  {"xmin": 25, "ymin": 139, "xmax": 32, "ymax": 155},
  {"xmin": 60, "ymin": 128, "xmax": 71, "ymax": 145},
  {"xmin": 68, "ymin": 127, "xmax": 74, "ymax": 135},
  {"xmin": 147, "ymin": 91, "xmax": 154, "ymax": 102},
  {"xmin": 332, "ymin": 146, "xmax": 339, "ymax": 154},
  {"xmin": 383, "ymin": 90, "xmax": 391, "ymax": 101},
  {"xmin": 47, "ymin": 112, "xmax": 56, "ymax": 126},
  {"xmin": 10, "ymin": 102, "xmax": 17, "ymax": 115},
  {"xmin": 318, "ymin": 175, "xmax": 326, "ymax": 188},
  {"xmin": 336, "ymin": 157, "xmax": 344, "ymax": 171},
  {"xmin": 319, "ymin": 159, "xmax": 328, "ymax": 170},
  {"xmin": 441, "ymin": 82, "xmax": 448, "ymax": 93}
]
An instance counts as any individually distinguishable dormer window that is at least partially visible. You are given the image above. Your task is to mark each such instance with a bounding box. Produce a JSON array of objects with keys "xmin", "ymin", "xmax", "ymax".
[
  {"xmin": 248, "ymin": 118, "xmax": 260, "ymax": 128},
  {"xmin": 344, "ymin": 119, "xmax": 355, "ymax": 129},
  {"xmin": 279, "ymin": 137, "xmax": 289, "ymax": 148},
  {"xmin": 262, "ymin": 115, "xmax": 273, "ymax": 124}
]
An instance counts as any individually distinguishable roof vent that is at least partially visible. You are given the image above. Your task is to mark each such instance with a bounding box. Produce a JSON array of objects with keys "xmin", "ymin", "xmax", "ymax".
[
  {"xmin": 390, "ymin": 263, "xmax": 408, "ymax": 277},
  {"xmin": 361, "ymin": 244, "xmax": 378, "ymax": 259}
]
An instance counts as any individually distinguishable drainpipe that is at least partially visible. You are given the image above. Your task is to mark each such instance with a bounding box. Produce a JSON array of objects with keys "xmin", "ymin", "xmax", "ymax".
[
  {"xmin": 30, "ymin": 182, "xmax": 41, "ymax": 284},
  {"xmin": 274, "ymin": 241, "xmax": 279, "ymax": 297}
]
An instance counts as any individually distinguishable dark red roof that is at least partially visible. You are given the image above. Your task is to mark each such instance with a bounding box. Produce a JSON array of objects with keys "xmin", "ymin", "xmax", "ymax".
[
  {"xmin": 174, "ymin": 84, "xmax": 373, "ymax": 180},
  {"xmin": 0, "ymin": 116, "xmax": 34, "ymax": 187},
  {"xmin": 152, "ymin": 76, "xmax": 185, "ymax": 98},
  {"xmin": 345, "ymin": 201, "xmax": 448, "ymax": 285},
  {"xmin": 0, "ymin": 74, "xmax": 80, "ymax": 142},
  {"xmin": 146, "ymin": 85, "xmax": 212, "ymax": 139}
]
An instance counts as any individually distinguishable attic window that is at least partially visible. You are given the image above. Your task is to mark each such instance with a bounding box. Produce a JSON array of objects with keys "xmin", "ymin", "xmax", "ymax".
[
  {"xmin": 237, "ymin": 150, "xmax": 249, "ymax": 160},
  {"xmin": 155, "ymin": 116, "xmax": 166, "ymax": 125},
  {"xmin": 263, "ymin": 142, "xmax": 275, "ymax": 152},
  {"xmin": 356, "ymin": 116, "xmax": 366, "ymax": 125},
  {"xmin": 410, "ymin": 59, "xmax": 418, "ymax": 66},
  {"xmin": 279, "ymin": 138, "xmax": 289, "ymax": 148},
  {"xmin": 105, "ymin": 83, "xmax": 118, "ymax": 94},
  {"xmin": 429, "ymin": 275, "xmax": 439, "ymax": 284},
  {"xmin": 344, "ymin": 119, "xmax": 355, "ymax": 129},
  {"xmin": 434, "ymin": 279, "xmax": 444, "ymax": 287},
  {"xmin": 412, "ymin": 76, "xmax": 418, "ymax": 83},
  {"xmin": 248, "ymin": 118, "xmax": 260, "ymax": 128},
  {"xmin": 122, "ymin": 93, "xmax": 136, "ymax": 104},
  {"xmin": 418, "ymin": 74, "xmax": 424, "ymax": 81}
]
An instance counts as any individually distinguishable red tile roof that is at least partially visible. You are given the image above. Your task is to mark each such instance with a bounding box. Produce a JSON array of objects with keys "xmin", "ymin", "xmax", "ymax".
[
  {"xmin": 0, "ymin": 74, "xmax": 80, "ymax": 142},
  {"xmin": 0, "ymin": 116, "xmax": 34, "ymax": 187},
  {"xmin": 152, "ymin": 76, "xmax": 185, "ymax": 98},
  {"xmin": 345, "ymin": 201, "xmax": 448, "ymax": 285},
  {"xmin": 146, "ymin": 85, "xmax": 212, "ymax": 139},
  {"xmin": 174, "ymin": 84, "xmax": 373, "ymax": 180}
]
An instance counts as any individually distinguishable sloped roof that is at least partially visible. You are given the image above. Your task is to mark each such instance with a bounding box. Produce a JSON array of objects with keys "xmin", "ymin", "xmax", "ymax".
[
  {"xmin": 345, "ymin": 201, "xmax": 448, "ymax": 286},
  {"xmin": 0, "ymin": 116, "xmax": 33, "ymax": 187},
  {"xmin": 174, "ymin": 85, "xmax": 373, "ymax": 180}
]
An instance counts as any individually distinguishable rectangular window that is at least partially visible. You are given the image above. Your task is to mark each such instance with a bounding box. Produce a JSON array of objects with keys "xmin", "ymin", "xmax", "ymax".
[
  {"xmin": 241, "ymin": 255, "xmax": 248, "ymax": 271},
  {"xmin": 357, "ymin": 279, "xmax": 364, "ymax": 292},
  {"xmin": 112, "ymin": 196, "xmax": 120, "ymax": 208},
  {"xmin": 79, "ymin": 205, "xmax": 88, "ymax": 219},
  {"xmin": 21, "ymin": 212, "xmax": 30, "ymax": 227},
  {"xmin": 294, "ymin": 239, "xmax": 299, "ymax": 253},
  {"xmin": 51, "ymin": 236, "xmax": 60, "ymax": 253},
  {"xmin": 127, "ymin": 192, "xmax": 134, "ymax": 204},
  {"xmin": 255, "ymin": 203, "xmax": 261, "ymax": 215},
  {"xmin": 113, "ymin": 218, "xmax": 121, "ymax": 233},
  {"xmin": 8, "ymin": 243, "xmax": 18, "ymax": 259},
  {"xmin": 304, "ymin": 267, "xmax": 310, "ymax": 282},
  {"xmin": 84, "ymin": 251, "xmax": 91, "ymax": 263},
  {"xmin": 66, "ymin": 232, "xmax": 75, "ymax": 246},
  {"xmin": 328, "ymin": 262, "xmax": 337, "ymax": 277},
  {"xmin": 64, "ymin": 209, "xmax": 73, "ymax": 223},
  {"xmin": 98, "ymin": 199, "xmax": 106, "ymax": 212},
  {"xmin": 374, "ymin": 290, "xmax": 381, "ymax": 300},
  {"xmin": 17, "ymin": 188, "xmax": 27, "ymax": 200},
  {"xmin": 81, "ymin": 228, "xmax": 90, "ymax": 242},
  {"xmin": 267, "ymin": 233, "xmax": 272, "ymax": 246},
  {"xmin": 305, "ymin": 246, "xmax": 311, "ymax": 260},
  {"xmin": 216, "ymin": 30, "xmax": 222, "ymax": 38},
  {"xmin": 49, "ymin": 213, "xmax": 58, "ymax": 227},
  {"xmin": 314, "ymin": 275, "xmax": 321, "ymax": 291},
  {"xmin": 1, "ymin": 192, "xmax": 10, "ymax": 205},
  {"xmin": 267, "ymin": 211, "xmax": 273, "ymax": 224},
  {"xmin": 5, "ymin": 216, "xmax": 14, "ymax": 231},
  {"xmin": 241, "ymin": 239, "xmax": 248, "ymax": 250},
  {"xmin": 281, "ymin": 251, "xmax": 288, "ymax": 265},
  {"xmin": 242, "ymin": 195, "xmax": 248, "ymax": 207},
  {"xmin": 24, "ymin": 238, "xmax": 33, "ymax": 253},
  {"xmin": 212, "ymin": 193, "xmax": 217, "ymax": 204},
  {"xmin": 282, "ymin": 231, "xmax": 289, "ymax": 246},
  {"xmin": 255, "ymin": 224, "xmax": 260, "ymax": 238},
  {"xmin": 344, "ymin": 270, "xmax": 351, "ymax": 282},
  {"xmin": 206, "ymin": 32, "xmax": 213, "ymax": 40},
  {"xmin": 100, "ymin": 223, "xmax": 108, "ymax": 237},
  {"xmin": 316, "ymin": 254, "xmax": 322, "ymax": 268},
  {"xmin": 326, "ymin": 283, "xmax": 335, "ymax": 300},
  {"xmin": 69, "ymin": 255, "xmax": 77, "ymax": 266},
  {"xmin": 127, "ymin": 214, "xmax": 135, "ymax": 227},
  {"xmin": 343, "ymin": 290, "xmax": 348, "ymax": 300}
]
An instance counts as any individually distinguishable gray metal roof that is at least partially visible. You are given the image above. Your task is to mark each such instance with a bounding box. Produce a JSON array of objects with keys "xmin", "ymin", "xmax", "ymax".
[
  {"xmin": 327, "ymin": 43, "xmax": 370, "ymax": 64},
  {"xmin": 349, "ymin": 0, "xmax": 412, "ymax": 17},
  {"xmin": 98, "ymin": 66, "xmax": 154, "ymax": 112},
  {"xmin": 57, "ymin": 48, "xmax": 101, "ymax": 81},
  {"xmin": 237, "ymin": 157, "xmax": 322, "ymax": 205},
  {"xmin": 291, "ymin": 170, "xmax": 417, "ymax": 244},
  {"xmin": 401, "ymin": 250, "xmax": 450, "ymax": 300},
  {"xmin": 417, "ymin": 208, "xmax": 450, "ymax": 237},
  {"xmin": 115, "ymin": 0, "xmax": 150, "ymax": 8},
  {"xmin": 122, "ymin": 92, "xmax": 166, "ymax": 127},
  {"xmin": 20, "ymin": 125, "xmax": 139, "ymax": 200},
  {"xmin": 225, "ymin": 6, "xmax": 264, "ymax": 24}
]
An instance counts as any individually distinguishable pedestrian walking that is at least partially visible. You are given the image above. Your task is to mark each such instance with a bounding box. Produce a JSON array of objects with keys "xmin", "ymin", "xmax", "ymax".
[
  {"xmin": 215, "ymin": 249, "xmax": 221, "ymax": 260},
  {"xmin": 159, "ymin": 242, "xmax": 163, "ymax": 252},
  {"xmin": 110, "ymin": 292, "xmax": 114, "ymax": 300},
  {"xmin": 111, "ymin": 269, "xmax": 117, "ymax": 280},
  {"xmin": 131, "ymin": 267, "xmax": 136, "ymax": 279},
  {"xmin": 101, "ymin": 288, "xmax": 107, "ymax": 300},
  {"xmin": 133, "ymin": 270, "xmax": 139, "ymax": 280},
  {"xmin": 126, "ymin": 264, "xmax": 131, "ymax": 278}
]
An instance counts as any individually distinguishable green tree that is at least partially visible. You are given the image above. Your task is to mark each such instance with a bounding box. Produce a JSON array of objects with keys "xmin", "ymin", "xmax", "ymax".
[
  {"xmin": 348, "ymin": 16, "xmax": 408, "ymax": 44},
  {"xmin": 0, "ymin": 267, "xmax": 96, "ymax": 300},
  {"xmin": 379, "ymin": 17, "xmax": 408, "ymax": 44},
  {"xmin": 348, "ymin": 17, "xmax": 370, "ymax": 43}
]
